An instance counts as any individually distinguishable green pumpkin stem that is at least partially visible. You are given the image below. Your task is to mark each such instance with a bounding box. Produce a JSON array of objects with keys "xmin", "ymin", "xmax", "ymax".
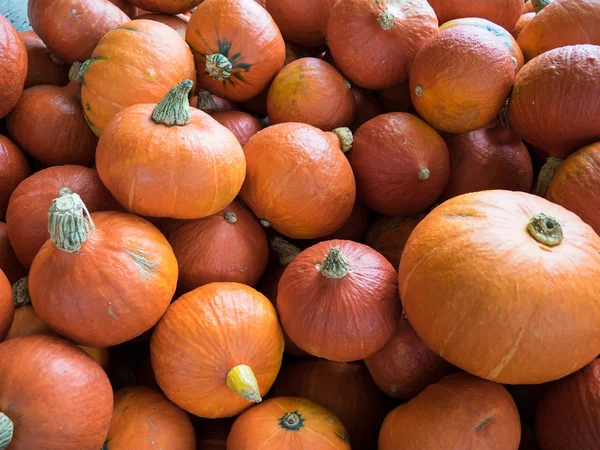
[
  {"xmin": 333, "ymin": 127, "xmax": 353, "ymax": 152},
  {"xmin": 536, "ymin": 157, "xmax": 564, "ymax": 197},
  {"xmin": 12, "ymin": 277, "xmax": 31, "ymax": 307},
  {"xmin": 270, "ymin": 237, "xmax": 301, "ymax": 266},
  {"xmin": 0, "ymin": 413, "xmax": 14, "ymax": 450},
  {"xmin": 224, "ymin": 212, "xmax": 238, "ymax": 224},
  {"xmin": 319, "ymin": 247, "xmax": 352, "ymax": 279},
  {"xmin": 48, "ymin": 187, "xmax": 95, "ymax": 253},
  {"xmin": 68, "ymin": 61, "xmax": 85, "ymax": 83},
  {"xmin": 196, "ymin": 89, "xmax": 217, "ymax": 111},
  {"xmin": 527, "ymin": 213, "xmax": 563, "ymax": 247},
  {"xmin": 417, "ymin": 167, "xmax": 431, "ymax": 181},
  {"xmin": 152, "ymin": 80, "xmax": 194, "ymax": 126},
  {"xmin": 532, "ymin": 0, "xmax": 552, "ymax": 12},
  {"xmin": 206, "ymin": 54, "xmax": 232, "ymax": 81}
]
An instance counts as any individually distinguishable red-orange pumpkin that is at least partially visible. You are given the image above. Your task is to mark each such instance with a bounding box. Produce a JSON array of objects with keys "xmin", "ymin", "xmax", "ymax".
[
  {"xmin": 427, "ymin": 0, "xmax": 523, "ymax": 30},
  {"xmin": 523, "ymin": 1, "xmax": 535, "ymax": 13},
  {"xmin": 0, "ymin": 135, "xmax": 30, "ymax": 217},
  {"xmin": 109, "ymin": 0, "xmax": 138, "ymax": 17},
  {"xmin": 18, "ymin": 30, "xmax": 69, "ymax": 88},
  {"xmin": 265, "ymin": 0, "xmax": 330, "ymax": 47},
  {"xmin": 511, "ymin": 12, "xmax": 535, "ymax": 40},
  {"xmin": 191, "ymin": 90, "xmax": 238, "ymax": 114},
  {"xmin": 0, "ymin": 14, "xmax": 27, "ymax": 120},
  {"xmin": 351, "ymin": 88, "xmax": 384, "ymax": 131},
  {"xmin": 211, "ymin": 111, "xmax": 263, "ymax": 146},
  {"xmin": 0, "ymin": 269, "xmax": 13, "ymax": 342},
  {"xmin": 399, "ymin": 190, "xmax": 600, "ymax": 384},
  {"xmin": 128, "ymin": 0, "xmax": 201, "ymax": 14},
  {"xmin": 0, "ymin": 223, "xmax": 26, "ymax": 285},
  {"xmin": 6, "ymin": 277, "xmax": 53, "ymax": 340},
  {"xmin": 135, "ymin": 13, "xmax": 189, "ymax": 38}
]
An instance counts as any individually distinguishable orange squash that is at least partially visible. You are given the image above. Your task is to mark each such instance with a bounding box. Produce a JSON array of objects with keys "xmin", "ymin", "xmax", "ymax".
[
  {"xmin": 511, "ymin": 12, "xmax": 535, "ymax": 40},
  {"xmin": 150, "ymin": 282, "xmax": 284, "ymax": 418},
  {"xmin": 18, "ymin": 30, "xmax": 69, "ymax": 88},
  {"xmin": 128, "ymin": 0, "xmax": 201, "ymax": 14},
  {"xmin": 265, "ymin": 0, "xmax": 330, "ymax": 47},
  {"xmin": 211, "ymin": 111, "xmax": 263, "ymax": 146},
  {"xmin": 135, "ymin": 13, "xmax": 190, "ymax": 38},
  {"xmin": 0, "ymin": 135, "xmax": 30, "ymax": 217},
  {"xmin": 427, "ymin": 0, "xmax": 523, "ymax": 30},
  {"xmin": 6, "ymin": 277, "xmax": 53, "ymax": 340},
  {"xmin": 0, "ymin": 14, "xmax": 27, "ymax": 120},
  {"xmin": 0, "ymin": 269, "xmax": 13, "ymax": 342},
  {"xmin": 0, "ymin": 223, "xmax": 26, "ymax": 285},
  {"xmin": 80, "ymin": 346, "xmax": 110, "ymax": 371},
  {"xmin": 523, "ymin": 1, "xmax": 535, "ymax": 13},
  {"xmin": 399, "ymin": 190, "xmax": 600, "ymax": 384},
  {"xmin": 186, "ymin": 0, "xmax": 285, "ymax": 102}
]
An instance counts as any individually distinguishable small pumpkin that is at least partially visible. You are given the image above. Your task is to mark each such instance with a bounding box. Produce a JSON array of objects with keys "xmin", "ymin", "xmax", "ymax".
[
  {"xmin": 377, "ymin": 83, "xmax": 413, "ymax": 113},
  {"xmin": 128, "ymin": 0, "xmax": 201, "ymax": 14},
  {"xmin": 511, "ymin": 12, "xmax": 536, "ymax": 40},
  {"xmin": 351, "ymin": 88, "xmax": 384, "ymax": 131},
  {"xmin": 227, "ymin": 397, "xmax": 351, "ymax": 450},
  {"xmin": 150, "ymin": 282, "xmax": 284, "ymax": 418},
  {"xmin": 0, "ymin": 223, "xmax": 26, "ymax": 285},
  {"xmin": 109, "ymin": 0, "xmax": 138, "ymax": 17},
  {"xmin": 0, "ymin": 14, "xmax": 27, "ymax": 120},
  {"xmin": 135, "ymin": 13, "xmax": 189, "ymax": 38},
  {"xmin": 186, "ymin": 0, "xmax": 286, "ymax": 102},
  {"xmin": 211, "ymin": 111, "xmax": 263, "ymax": 146},
  {"xmin": 0, "ymin": 135, "xmax": 30, "ymax": 217},
  {"xmin": 0, "ymin": 269, "xmax": 13, "ymax": 342},
  {"xmin": 18, "ymin": 30, "xmax": 69, "ymax": 88},
  {"xmin": 6, "ymin": 277, "xmax": 53, "ymax": 340},
  {"xmin": 427, "ymin": 0, "xmax": 523, "ymax": 30},
  {"xmin": 523, "ymin": 1, "xmax": 535, "ymax": 13},
  {"xmin": 190, "ymin": 90, "xmax": 238, "ymax": 114},
  {"xmin": 265, "ymin": 0, "xmax": 330, "ymax": 47}
]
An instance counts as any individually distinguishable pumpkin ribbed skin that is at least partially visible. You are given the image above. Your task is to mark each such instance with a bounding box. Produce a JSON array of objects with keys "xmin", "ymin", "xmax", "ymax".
[
  {"xmin": 128, "ymin": 0, "xmax": 202, "ymax": 14},
  {"xmin": 399, "ymin": 190, "xmax": 600, "ymax": 384},
  {"xmin": 511, "ymin": 13, "xmax": 535, "ymax": 40},
  {"xmin": 0, "ymin": 270, "xmax": 13, "ymax": 342},
  {"xmin": 0, "ymin": 135, "xmax": 30, "ymax": 217},
  {"xmin": 18, "ymin": 31, "xmax": 68, "ymax": 88},
  {"xmin": 135, "ymin": 13, "xmax": 189, "ymax": 38},
  {"xmin": 0, "ymin": 15, "xmax": 27, "ymax": 120},
  {"xmin": 211, "ymin": 111, "xmax": 263, "ymax": 146},
  {"xmin": 427, "ymin": 0, "xmax": 523, "ymax": 30},
  {"xmin": 379, "ymin": 373, "xmax": 521, "ymax": 450},
  {"xmin": 0, "ymin": 223, "xmax": 26, "ymax": 285}
]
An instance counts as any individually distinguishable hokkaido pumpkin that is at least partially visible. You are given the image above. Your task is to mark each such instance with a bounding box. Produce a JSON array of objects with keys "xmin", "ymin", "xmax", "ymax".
[
  {"xmin": 6, "ymin": 277, "xmax": 53, "ymax": 340},
  {"xmin": 240, "ymin": 123, "xmax": 356, "ymax": 239},
  {"xmin": 196, "ymin": 418, "xmax": 234, "ymax": 450},
  {"xmin": 267, "ymin": 58, "xmax": 356, "ymax": 130},
  {"xmin": 227, "ymin": 397, "xmax": 351, "ymax": 450},
  {"xmin": 128, "ymin": 0, "xmax": 202, "ymax": 14},
  {"xmin": 0, "ymin": 135, "xmax": 30, "ymax": 217},
  {"xmin": 265, "ymin": 0, "xmax": 330, "ymax": 47},
  {"xmin": 190, "ymin": 90, "xmax": 237, "ymax": 114},
  {"xmin": 211, "ymin": 111, "xmax": 263, "ymax": 146},
  {"xmin": 18, "ymin": 30, "xmax": 68, "ymax": 88},
  {"xmin": 0, "ymin": 14, "xmax": 27, "ymax": 120},
  {"xmin": 511, "ymin": 13, "xmax": 535, "ymax": 40},
  {"xmin": 399, "ymin": 190, "xmax": 600, "ymax": 384},
  {"xmin": 28, "ymin": 0, "xmax": 129, "ymax": 64},
  {"xmin": 150, "ymin": 282, "xmax": 284, "ymax": 418},
  {"xmin": 96, "ymin": 80, "xmax": 245, "ymax": 219},
  {"xmin": 80, "ymin": 19, "xmax": 196, "ymax": 136},
  {"xmin": 0, "ymin": 224, "xmax": 26, "ymax": 284},
  {"xmin": 410, "ymin": 26, "xmax": 515, "ymax": 134},
  {"xmin": 0, "ymin": 335, "xmax": 113, "ymax": 450},
  {"xmin": 377, "ymin": 83, "xmax": 413, "ymax": 113},
  {"xmin": 105, "ymin": 386, "xmax": 196, "ymax": 450},
  {"xmin": 6, "ymin": 165, "xmax": 118, "ymax": 269},
  {"xmin": 135, "ymin": 13, "xmax": 189, "ymax": 38},
  {"xmin": 523, "ymin": 1, "xmax": 535, "ymax": 13},
  {"xmin": 427, "ymin": 0, "xmax": 523, "ymax": 30},
  {"xmin": 378, "ymin": 373, "xmax": 521, "ymax": 449},
  {"xmin": 351, "ymin": 88, "xmax": 384, "ymax": 131},
  {"xmin": 186, "ymin": 0, "xmax": 286, "ymax": 102},
  {"xmin": 0, "ymin": 270, "xmax": 12, "ymax": 342},
  {"xmin": 277, "ymin": 239, "xmax": 400, "ymax": 361},
  {"xmin": 507, "ymin": 45, "xmax": 600, "ymax": 159},
  {"xmin": 326, "ymin": 0, "xmax": 438, "ymax": 90},
  {"xmin": 349, "ymin": 112, "xmax": 450, "ymax": 217},
  {"xmin": 109, "ymin": 0, "xmax": 138, "ymax": 17}
]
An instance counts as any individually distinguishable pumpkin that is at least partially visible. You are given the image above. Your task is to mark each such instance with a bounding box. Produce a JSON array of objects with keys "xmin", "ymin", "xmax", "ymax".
[
  {"xmin": 164, "ymin": 199, "xmax": 269, "ymax": 292},
  {"xmin": 80, "ymin": 19, "xmax": 196, "ymax": 136},
  {"xmin": 267, "ymin": 57, "xmax": 356, "ymax": 131},
  {"xmin": 18, "ymin": 30, "xmax": 68, "ymax": 88},
  {"xmin": 351, "ymin": 88, "xmax": 384, "ymax": 131},
  {"xmin": 410, "ymin": 26, "xmax": 515, "ymax": 134},
  {"xmin": 0, "ymin": 14, "xmax": 27, "ymax": 120},
  {"xmin": 240, "ymin": 123, "xmax": 356, "ymax": 239},
  {"xmin": 507, "ymin": 45, "xmax": 600, "ymax": 159},
  {"xmin": 348, "ymin": 112, "xmax": 450, "ymax": 217},
  {"xmin": 6, "ymin": 165, "xmax": 118, "ymax": 269},
  {"xmin": 211, "ymin": 111, "xmax": 263, "ymax": 146},
  {"xmin": 186, "ymin": 0, "xmax": 286, "ymax": 102},
  {"xmin": 227, "ymin": 397, "xmax": 351, "ymax": 450},
  {"xmin": 7, "ymin": 63, "xmax": 98, "ymax": 167},
  {"xmin": 271, "ymin": 359, "xmax": 389, "ymax": 450},
  {"xmin": 105, "ymin": 386, "xmax": 196, "ymax": 450},
  {"xmin": 511, "ymin": 13, "xmax": 535, "ymax": 40},
  {"xmin": 277, "ymin": 239, "xmax": 400, "ymax": 361},
  {"xmin": 517, "ymin": 0, "xmax": 600, "ymax": 61},
  {"xmin": 546, "ymin": 142, "xmax": 600, "ymax": 235},
  {"xmin": 109, "ymin": 0, "xmax": 138, "ymax": 17},
  {"xmin": 6, "ymin": 277, "xmax": 53, "ymax": 340},
  {"xmin": 129, "ymin": 0, "xmax": 201, "ymax": 14},
  {"xmin": 191, "ymin": 90, "xmax": 238, "ymax": 114},
  {"xmin": 535, "ymin": 358, "xmax": 600, "ymax": 450},
  {"xmin": 0, "ymin": 135, "xmax": 30, "ymax": 217},
  {"xmin": 326, "ymin": 0, "xmax": 439, "ymax": 90},
  {"xmin": 364, "ymin": 316, "xmax": 456, "ymax": 400},
  {"xmin": 0, "ymin": 270, "xmax": 13, "ymax": 342},
  {"xmin": 378, "ymin": 373, "xmax": 521, "ymax": 449},
  {"xmin": 524, "ymin": 1, "xmax": 535, "ymax": 13},
  {"xmin": 0, "ymin": 334, "xmax": 113, "ymax": 450},
  {"xmin": 29, "ymin": 190, "xmax": 179, "ymax": 347},
  {"xmin": 196, "ymin": 418, "xmax": 234, "ymax": 450},
  {"xmin": 0, "ymin": 223, "xmax": 26, "ymax": 285},
  {"xmin": 150, "ymin": 282, "xmax": 284, "ymax": 418},
  {"xmin": 377, "ymin": 83, "xmax": 413, "ymax": 113},
  {"xmin": 265, "ymin": 0, "xmax": 330, "ymax": 47},
  {"xmin": 441, "ymin": 125, "xmax": 533, "ymax": 200},
  {"xmin": 135, "ymin": 13, "xmax": 189, "ymax": 38},
  {"xmin": 427, "ymin": 0, "xmax": 523, "ymax": 30},
  {"xmin": 398, "ymin": 190, "xmax": 600, "ymax": 384},
  {"xmin": 28, "ymin": 0, "xmax": 129, "ymax": 65}
]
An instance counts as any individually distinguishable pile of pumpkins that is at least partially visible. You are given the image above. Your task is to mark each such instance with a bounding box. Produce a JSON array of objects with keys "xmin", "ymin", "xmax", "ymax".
[{"xmin": 0, "ymin": 0, "xmax": 599, "ymax": 448}]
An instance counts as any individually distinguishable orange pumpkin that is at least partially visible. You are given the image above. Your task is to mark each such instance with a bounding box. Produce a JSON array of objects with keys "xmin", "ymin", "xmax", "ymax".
[
  {"xmin": 410, "ymin": 26, "xmax": 515, "ymax": 133},
  {"xmin": 523, "ymin": 1, "xmax": 535, "ymax": 13},
  {"xmin": 240, "ymin": 123, "xmax": 356, "ymax": 239},
  {"xmin": 399, "ymin": 190, "xmax": 600, "ymax": 384},
  {"xmin": 326, "ymin": 0, "xmax": 438, "ymax": 90},
  {"xmin": 211, "ymin": 111, "xmax": 263, "ymax": 146},
  {"xmin": 109, "ymin": 0, "xmax": 138, "ymax": 17},
  {"xmin": 0, "ymin": 135, "xmax": 30, "ymax": 217},
  {"xmin": 18, "ymin": 30, "xmax": 69, "ymax": 88},
  {"xmin": 0, "ymin": 269, "xmax": 13, "ymax": 342},
  {"xmin": 128, "ymin": 0, "xmax": 201, "ymax": 14},
  {"xmin": 267, "ymin": 57, "xmax": 356, "ymax": 130},
  {"xmin": 511, "ymin": 12, "xmax": 535, "ymax": 40},
  {"xmin": 265, "ymin": 0, "xmax": 330, "ymax": 47},
  {"xmin": 227, "ymin": 397, "xmax": 351, "ymax": 449},
  {"xmin": 379, "ymin": 373, "xmax": 521, "ymax": 449},
  {"xmin": 427, "ymin": 0, "xmax": 523, "ymax": 30},
  {"xmin": 135, "ymin": 13, "xmax": 190, "ymax": 38},
  {"xmin": 6, "ymin": 277, "xmax": 53, "ymax": 340},
  {"xmin": 150, "ymin": 282, "xmax": 284, "ymax": 418},
  {"xmin": 0, "ymin": 14, "xmax": 27, "ymax": 120},
  {"xmin": 186, "ymin": 0, "xmax": 285, "ymax": 102},
  {"xmin": 0, "ymin": 223, "xmax": 26, "ymax": 285},
  {"xmin": 81, "ymin": 19, "xmax": 196, "ymax": 136}
]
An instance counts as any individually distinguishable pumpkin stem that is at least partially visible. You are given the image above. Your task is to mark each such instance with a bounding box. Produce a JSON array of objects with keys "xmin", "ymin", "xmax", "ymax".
[
  {"xmin": 498, "ymin": 98, "xmax": 510, "ymax": 128},
  {"xmin": 536, "ymin": 157, "xmax": 564, "ymax": 197},
  {"xmin": 0, "ymin": 413, "xmax": 14, "ymax": 450},
  {"xmin": 49, "ymin": 53, "xmax": 64, "ymax": 66},
  {"xmin": 270, "ymin": 237, "xmax": 301, "ymax": 266},
  {"xmin": 377, "ymin": 10, "xmax": 395, "ymax": 30},
  {"xmin": 206, "ymin": 54, "xmax": 232, "ymax": 81},
  {"xmin": 152, "ymin": 80, "xmax": 194, "ymax": 126},
  {"xmin": 226, "ymin": 365, "xmax": 262, "ymax": 403},
  {"xmin": 280, "ymin": 412, "xmax": 304, "ymax": 430},
  {"xmin": 196, "ymin": 89, "xmax": 217, "ymax": 111},
  {"xmin": 532, "ymin": 0, "xmax": 552, "ymax": 12},
  {"xmin": 527, "ymin": 213, "xmax": 563, "ymax": 247},
  {"xmin": 68, "ymin": 61, "xmax": 85, "ymax": 83},
  {"xmin": 333, "ymin": 127, "xmax": 353, "ymax": 152},
  {"xmin": 224, "ymin": 211, "xmax": 238, "ymax": 224},
  {"xmin": 417, "ymin": 167, "xmax": 430, "ymax": 180},
  {"xmin": 260, "ymin": 219, "xmax": 272, "ymax": 228},
  {"xmin": 318, "ymin": 247, "xmax": 352, "ymax": 279},
  {"xmin": 12, "ymin": 277, "xmax": 31, "ymax": 307},
  {"xmin": 48, "ymin": 188, "xmax": 95, "ymax": 253}
]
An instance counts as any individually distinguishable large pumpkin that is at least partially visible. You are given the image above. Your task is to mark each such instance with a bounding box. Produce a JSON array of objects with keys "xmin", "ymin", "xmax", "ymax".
[
  {"xmin": 427, "ymin": 0, "xmax": 523, "ymax": 30},
  {"xmin": 80, "ymin": 19, "xmax": 196, "ymax": 136},
  {"xmin": 378, "ymin": 373, "xmax": 521, "ymax": 449},
  {"xmin": 150, "ymin": 282, "xmax": 284, "ymax": 418},
  {"xmin": 128, "ymin": 0, "xmax": 202, "ymax": 14},
  {"xmin": 0, "ymin": 135, "xmax": 30, "ymax": 217},
  {"xmin": 507, "ymin": 45, "xmax": 600, "ymax": 159},
  {"xmin": 186, "ymin": 0, "xmax": 285, "ymax": 102},
  {"xmin": 0, "ymin": 14, "xmax": 27, "ymax": 120},
  {"xmin": 0, "ymin": 223, "xmax": 26, "ymax": 285},
  {"xmin": 0, "ymin": 335, "xmax": 113, "ymax": 450},
  {"xmin": 211, "ymin": 111, "xmax": 263, "ymax": 146},
  {"xmin": 410, "ymin": 26, "xmax": 515, "ymax": 134},
  {"xmin": 399, "ymin": 190, "xmax": 600, "ymax": 384},
  {"xmin": 240, "ymin": 123, "xmax": 356, "ymax": 239},
  {"xmin": 277, "ymin": 239, "xmax": 400, "ymax": 361},
  {"xmin": 96, "ymin": 80, "xmax": 245, "ymax": 219},
  {"xmin": 326, "ymin": 0, "xmax": 438, "ymax": 90},
  {"xmin": 511, "ymin": 12, "xmax": 535, "ymax": 40},
  {"xmin": 18, "ymin": 30, "xmax": 69, "ymax": 88},
  {"xmin": 0, "ymin": 270, "xmax": 13, "ymax": 342}
]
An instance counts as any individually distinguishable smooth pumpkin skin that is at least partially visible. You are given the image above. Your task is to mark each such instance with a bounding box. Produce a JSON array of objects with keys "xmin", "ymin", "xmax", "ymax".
[
  {"xmin": 186, "ymin": 0, "xmax": 286, "ymax": 102},
  {"xmin": 227, "ymin": 397, "xmax": 351, "ymax": 450},
  {"xmin": 399, "ymin": 190, "xmax": 600, "ymax": 384},
  {"xmin": 507, "ymin": 45, "xmax": 600, "ymax": 159},
  {"xmin": 379, "ymin": 373, "xmax": 521, "ymax": 450},
  {"xmin": 427, "ymin": 0, "xmax": 523, "ymax": 30},
  {"xmin": 265, "ymin": 0, "xmax": 330, "ymax": 47},
  {"xmin": 128, "ymin": 0, "xmax": 202, "ymax": 14},
  {"xmin": 18, "ymin": 31, "xmax": 69, "ymax": 88},
  {"xmin": 268, "ymin": 58, "xmax": 356, "ymax": 131},
  {"xmin": 81, "ymin": 20, "xmax": 196, "ymax": 136},
  {"xmin": 211, "ymin": 111, "xmax": 263, "ymax": 146},
  {"xmin": 28, "ymin": 0, "xmax": 129, "ymax": 64},
  {"xmin": 410, "ymin": 26, "xmax": 515, "ymax": 134},
  {"xmin": 0, "ymin": 335, "xmax": 113, "ymax": 450},
  {"xmin": 105, "ymin": 386, "xmax": 196, "ymax": 450},
  {"xmin": 0, "ymin": 223, "xmax": 27, "ymax": 285},
  {"xmin": 240, "ymin": 123, "xmax": 356, "ymax": 239},
  {"xmin": 0, "ymin": 15, "xmax": 27, "ymax": 120},
  {"xmin": 135, "ymin": 13, "xmax": 189, "ymax": 38},
  {"xmin": 349, "ymin": 112, "xmax": 450, "ymax": 217},
  {"xmin": 327, "ymin": 0, "xmax": 439, "ymax": 90},
  {"xmin": 0, "ymin": 270, "xmax": 13, "ymax": 342},
  {"xmin": 0, "ymin": 135, "xmax": 30, "ymax": 217},
  {"xmin": 150, "ymin": 282, "xmax": 284, "ymax": 418},
  {"xmin": 511, "ymin": 13, "xmax": 535, "ymax": 40}
]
